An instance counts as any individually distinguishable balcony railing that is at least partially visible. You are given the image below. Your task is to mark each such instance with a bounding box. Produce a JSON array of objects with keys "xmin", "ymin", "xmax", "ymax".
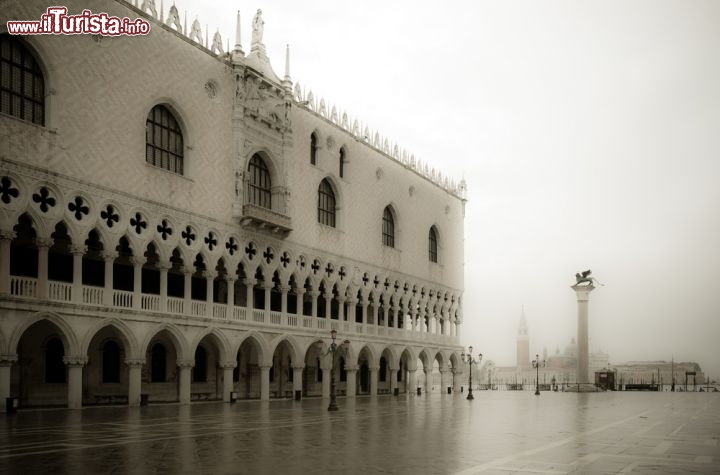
[{"xmin": 4, "ymin": 276, "xmax": 458, "ymax": 346}]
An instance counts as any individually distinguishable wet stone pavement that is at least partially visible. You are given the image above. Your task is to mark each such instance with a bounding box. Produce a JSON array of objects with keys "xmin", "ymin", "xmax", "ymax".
[{"xmin": 1, "ymin": 391, "xmax": 719, "ymax": 474}]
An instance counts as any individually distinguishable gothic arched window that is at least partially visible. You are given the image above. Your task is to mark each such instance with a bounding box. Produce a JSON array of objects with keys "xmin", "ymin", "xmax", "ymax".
[
  {"xmin": 310, "ymin": 133, "xmax": 318, "ymax": 165},
  {"xmin": 382, "ymin": 206, "xmax": 395, "ymax": 248},
  {"xmin": 317, "ymin": 179, "xmax": 336, "ymax": 227},
  {"xmin": 45, "ymin": 337, "xmax": 65, "ymax": 383},
  {"xmin": 247, "ymin": 154, "xmax": 272, "ymax": 209},
  {"xmin": 193, "ymin": 346, "xmax": 207, "ymax": 383},
  {"xmin": 429, "ymin": 226, "xmax": 438, "ymax": 263},
  {"xmin": 0, "ymin": 35, "xmax": 45, "ymax": 125},
  {"xmin": 146, "ymin": 105, "xmax": 184, "ymax": 174}
]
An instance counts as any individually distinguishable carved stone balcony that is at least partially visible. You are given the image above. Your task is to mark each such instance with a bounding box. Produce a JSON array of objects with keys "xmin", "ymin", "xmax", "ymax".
[{"xmin": 240, "ymin": 203, "xmax": 292, "ymax": 237}]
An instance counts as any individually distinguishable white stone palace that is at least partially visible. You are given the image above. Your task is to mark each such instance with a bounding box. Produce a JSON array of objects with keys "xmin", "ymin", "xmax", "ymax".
[{"xmin": 0, "ymin": 0, "xmax": 466, "ymax": 409}]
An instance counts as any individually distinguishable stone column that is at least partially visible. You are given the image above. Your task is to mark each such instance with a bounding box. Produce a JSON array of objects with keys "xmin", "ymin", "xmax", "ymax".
[
  {"xmin": 183, "ymin": 269, "xmax": 193, "ymax": 313},
  {"xmin": 0, "ymin": 230, "xmax": 15, "ymax": 295},
  {"xmin": 361, "ymin": 297, "xmax": 369, "ymax": 325},
  {"xmin": 292, "ymin": 364, "xmax": 304, "ymax": 399},
  {"xmin": 424, "ymin": 369, "xmax": 433, "ymax": 394},
  {"xmin": 337, "ymin": 295, "xmax": 346, "ymax": 321},
  {"xmin": 383, "ymin": 303, "xmax": 389, "ymax": 327},
  {"xmin": 205, "ymin": 271, "xmax": 216, "ymax": 317},
  {"xmin": 71, "ymin": 245, "xmax": 85, "ymax": 303},
  {"xmin": 345, "ymin": 297, "xmax": 356, "ymax": 323},
  {"xmin": 439, "ymin": 368, "xmax": 449, "ymax": 393},
  {"xmin": 259, "ymin": 365, "xmax": 271, "ymax": 401},
  {"xmin": 126, "ymin": 359, "xmax": 144, "ymax": 406},
  {"xmin": 310, "ymin": 290, "xmax": 319, "ymax": 318},
  {"xmin": 389, "ymin": 366, "xmax": 398, "ymax": 394},
  {"xmin": 36, "ymin": 237, "xmax": 53, "ymax": 299},
  {"xmin": 324, "ymin": 292, "xmax": 332, "ymax": 319},
  {"xmin": 392, "ymin": 306, "xmax": 400, "ymax": 329},
  {"xmin": 453, "ymin": 368, "xmax": 463, "ymax": 392},
  {"xmin": 369, "ymin": 366, "xmax": 379, "ymax": 396},
  {"xmin": 131, "ymin": 256, "xmax": 145, "ymax": 310},
  {"xmin": 409, "ymin": 308, "xmax": 418, "ymax": 334},
  {"xmin": 219, "ymin": 362, "xmax": 236, "ymax": 402},
  {"xmin": 572, "ymin": 284, "xmax": 595, "ymax": 385},
  {"xmin": 0, "ymin": 354, "xmax": 18, "ymax": 412},
  {"xmin": 345, "ymin": 366, "xmax": 357, "ymax": 398},
  {"xmin": 263, "ymin": 282, "xmax": 272, "ymax": 312},
  {"xmin": 158, "ymin": 261, "xmax": 170, "ymax": 312},
  {"xmin": 295, "ymin": 287, "xmax": 305, "ymax": 315},
  {"xmin": 226, "ymin": 276, "xmax": 236, "ymax": 310},
  {"xmin": 279, "ymin": 285, "xmax": 289, "ymax": 314},
  {"xmin": 102, "ymin": 251, "xmax": 117, "ymax": 306},
  {"xmin": 178, "ymin": 360, "xmax": 194, "ymax": 404},
  {"xmin": 243, "ymin": 278, "xmax": 255, "ymax": 310},
  {"xmin": 408, "ymin": 368, "xmax": 417, "ymax": 393},
  {"xmin": 64, "ymin": 356, "xmax": 87, "ymax": 409}
]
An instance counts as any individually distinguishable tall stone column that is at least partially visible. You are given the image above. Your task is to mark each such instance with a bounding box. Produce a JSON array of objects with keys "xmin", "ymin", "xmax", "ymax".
[
  {"xmin": 295, "ymin": 287, "xmax": 305, "ymax": 315},
  {"xmin": 310, "ymin": 290, "xmax": 319, "ymax": 318},
  {"xmin": 408, "ymin": 368, "xmax": 417, "ymax": 393},
  {"xmin": 131, "ymin": 256, "xmax": 145, "ymax": 310},
  {"xmin": 205, "ymin": 271, "xmax": 216, "ymax": 317},
  {"xmin": 36, "ymin": 237, "xmax": 53, "ymax": 299},
  {"xmin": 183, "ymin": 269, "xmax": 193, "ymax": 313},
  {"xmin": 126, "ymin": 359, "xmax": 144, "ymax": 406},
  {"xmin": 324, "ymin": 291, "xmax": 332, "ymax": 319},
  {"xmin": 292, "ymin": 364, "xmax": 304, "ymax": 399},
  {"xmin": 345, "ymin": 366, "xmax": 357, "ymax": 398},
  {"xmin": 321, "ymin": 359, "xmax": 331, "ymax": 398},
  {"xmin": 389, "ymin": 366, "xmax": 398, "ymax": 394},
  {"xmin": 71, "ymin": 245, "xmax": 85, "ymax": 303},
  {"xmin": 178, "ymin": 360, "xmax": 194, "ymax": 404},
  {"xmin": 0, "ymin": 354, "xmax": 17, "ymax": 412},
  {"xmin": 361, "ymin": 297, "xmax": 368, "ymax": 325},
  {"xmin": 369, "ymin": 366, "xmax": 378, "ymax": 396},
  {"xmin": 243, "ymin": 278, "xmax": 255, "ymax": 310},
  {"xmin": 64, "ymin": 356, "xmax": 87, "ymax": 409},
  {"xmin": 102, "ymin": 251, "xmax": 117, "ymax": 306},
  {"xmin": 453, "ymin": 368, "xmax": 463, "ymax": 392},
  {"xmin": 219, "ymin": 362, "xmax": 236, "ymax": 402},
  {"xmin": 158, "ymin": 260, "xmax": 170, "ymax": 312},
  {"xmin": 259, "ymin": 365, "xmax": 271, "ymax": 401},
  {"xmin": 425, "ymin": 369, "xmax": 433, "ymax": 394},
  {"xmin": 263, "ymin": 283, "xmax": 272, "ymax": 312},
  {"xmin": 279, "ymin": 285, "xmax": 289, "ymax": 314},
  {"xmin": 337, "ymin": 295, "xmax": 346, "ymax": 321},
  {"xmin": 572, "ymin": 283, "xmax": 595, "ymax": 385},
  {"xmin": 226, "ymin": 277, "xmax": 236, "ymax": 310}
]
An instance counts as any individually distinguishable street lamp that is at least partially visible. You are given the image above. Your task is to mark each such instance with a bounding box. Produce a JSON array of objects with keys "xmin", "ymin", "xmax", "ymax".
[
  {"xmin": 461, "ymin": 346, "xmax": 482, "ymax": 400},
  {"xmin": 532, "ymin": 354, "xmax": 545, "ymax": 396},
  {"xmin": 318, "ymin": 329, "xmax": 350, "ymax": 411}
]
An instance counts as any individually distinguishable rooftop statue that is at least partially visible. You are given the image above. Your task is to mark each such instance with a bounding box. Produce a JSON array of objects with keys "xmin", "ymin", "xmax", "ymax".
[{"xmin": 252, "ymin": 9, "xmax": 264, "ymax": 45}]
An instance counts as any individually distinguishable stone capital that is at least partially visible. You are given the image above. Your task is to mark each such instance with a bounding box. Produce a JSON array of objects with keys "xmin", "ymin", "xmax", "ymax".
[
  {"xmin": 35, "ymin": 237, "xmax": 54, "ymax": 248},
  {"xmin": 63, "ymin": 355, "xmax": 88, "ymax": 367},
  {"xmin": 278, "ymin": 285, "xmax": 291, "ymax": 293},
  {"xmin": 344, "ymin": 365, "xmax": 358, "ymax": 373},
  {"xmin": 242, "ymin": 278, "xmax": 256, "ymax": 287},
  {"xmin": 224, "ymin": 274, "xmax": 237, "ymax": 283},
  {"xmin": 0, "ymin": 230, "xmax": 17, "ymax": 241},
  {"xmin": 0, "ymin": 354, "xmax": 18, "ymax": 366},
  {"xmin": 218, "ymin": 361, "xmax": 237, "ymax": 369},
  {"xmin": 70, "ymin": 244, "xmax": 87, "ymax": 256},
  {"xmin": 130, "ymin": 256, "xmax": 146, "ymax": 267},
  {"xmin": 177, "ymin": 360, "xmax": 195, "ymax": 368},
  {"xmin": 309, "ymin": 290, "xmax": 320, "ymax": 298},
  {"xmin": 204, "ymin": 270, "xmax": 218, "ymax": 280},
  {"xmin": 291, "ymin": 363, "xmax": 306, "ymax": 370},
  {"xmin": 124, "ymin": 358, "xmax": 145, "ymax": 368},
  {"xmin": 101, "ymin": 250, "xmax": 118, "ymax": 262}
]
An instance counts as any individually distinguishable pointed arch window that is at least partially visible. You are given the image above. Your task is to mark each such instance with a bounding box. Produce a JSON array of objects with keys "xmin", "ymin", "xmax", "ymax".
[
  {"xmin": 0, "ymin": 35, "xmax": 45, "ymax": 125},
  {"xmin": 151, "ymin": 343, "xmax": 167, "ymax": 382},
  {"xmin": 317, "ymin": 179, "xmax": 336, "ymax": 227},
  {"xmin": 248, "ymin": 154, "xmax": 272, "ymax": 209},
  {"xmin": 193, "ymin": 346, "xmax": 207, "ymax": 383},
  {"xmin": 146, "ymin": 104, "xmax": 184, "ymax": 174},
  {"xmin": 339, "ymin": 148, "xmax": 345, "ymax": 178},
  {"xmin": 102, "ymin": 340, "xmax": 121, "ymax": 383},
  {"xmin": 429, "ymin": 226, "xmax": 438, "ymax": 263},
  {"xmin": 310, "ymin": 133, "xmax": 318, "ymax": 165},
  {"xmin": 45, "ymin": 337, "xmax": 65, "ymax": 383},
  {"xmin": 382, "ymin": 206, "xmax": 395, "ymax": 248}
]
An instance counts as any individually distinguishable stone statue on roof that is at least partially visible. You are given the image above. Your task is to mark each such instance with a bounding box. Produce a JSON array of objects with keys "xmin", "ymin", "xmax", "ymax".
[{"xmin": 252, "ymin": 9, "xmax": 264, "ymax": 45}]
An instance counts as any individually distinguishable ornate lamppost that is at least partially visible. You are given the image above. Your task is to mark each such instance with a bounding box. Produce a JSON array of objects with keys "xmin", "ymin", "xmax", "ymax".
[
  {"xmin": 319, "ymin": 329, "xmax": 350, "ymax": 411},
  {"xmin": 461, "ymin": 346, "xmax": 482, "ymax": 400},
  {"xmin": 532, "ymin": 354, "xmax": 545, "ymax": 396}
]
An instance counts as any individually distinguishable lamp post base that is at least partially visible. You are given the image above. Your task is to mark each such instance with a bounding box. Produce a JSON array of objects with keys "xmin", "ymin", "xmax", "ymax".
[
  {"xmin": 327, "ymin": 402, "xmax": 338, "ymax": 411},
  {"xmin": 466, "ymin": 391, "xmax": 474, "ymax": 400}
]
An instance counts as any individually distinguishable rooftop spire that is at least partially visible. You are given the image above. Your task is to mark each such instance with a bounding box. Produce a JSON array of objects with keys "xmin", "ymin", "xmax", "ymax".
[
  {"xmin": 234, "ymin": 10, "xmax": 243, "ymax": 53},
  {"xmin": 284, "ymin": 44, "xmax": 291, "ymax": 81}
]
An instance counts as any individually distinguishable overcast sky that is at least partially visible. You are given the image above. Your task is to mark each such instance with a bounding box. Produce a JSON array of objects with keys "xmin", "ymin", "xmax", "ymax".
[{"xmin": 178, "ymin": 0, "xmax": 720, "ymax": 379}]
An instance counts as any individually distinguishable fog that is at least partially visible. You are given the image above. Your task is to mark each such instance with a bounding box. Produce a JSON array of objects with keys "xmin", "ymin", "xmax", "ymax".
[{"xmin": 179, "ymin": 0, "xmax": 720, "ymax": 378}]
